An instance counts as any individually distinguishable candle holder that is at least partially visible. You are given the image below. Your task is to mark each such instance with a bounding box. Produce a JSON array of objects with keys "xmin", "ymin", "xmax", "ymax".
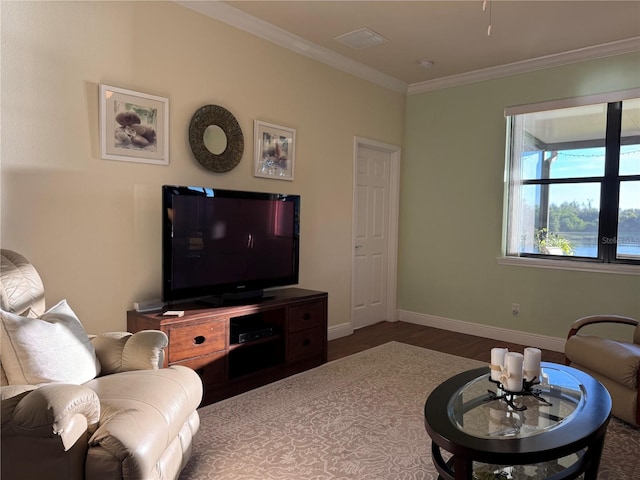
[{"xmin": 485, "ymin": 377, "xmax": 552, "ymax": 412}]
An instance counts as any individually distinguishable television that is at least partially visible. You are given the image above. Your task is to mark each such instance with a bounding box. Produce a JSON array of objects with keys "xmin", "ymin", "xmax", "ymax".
[{"xmin": 162, "ymin": 185, "xmax": 300, "ymax": 305}]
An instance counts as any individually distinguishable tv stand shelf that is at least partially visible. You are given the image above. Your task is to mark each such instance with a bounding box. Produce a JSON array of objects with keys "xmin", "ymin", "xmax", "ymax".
[
  {"xmin": 227, "ymin": 334, "xmax": 283, "ymax": 351},
  {"xmin": 127, "ymin": 288, "xmax": 327, "ymax": 406}
]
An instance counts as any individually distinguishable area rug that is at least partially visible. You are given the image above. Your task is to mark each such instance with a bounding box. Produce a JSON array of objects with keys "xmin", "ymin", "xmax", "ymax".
[{"xmin": 179, "ymin": 341, "xmax": 639, "ymax": 479}]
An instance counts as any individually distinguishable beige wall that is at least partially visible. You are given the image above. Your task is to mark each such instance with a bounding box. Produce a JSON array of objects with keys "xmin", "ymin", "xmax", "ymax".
[
  {"xmin": 0, "ymin": 1, "xmax": 405, "ymax": 333},
  {"xmin": 401, "ymin": 53, "xmax": 640, "ymax": 340}
]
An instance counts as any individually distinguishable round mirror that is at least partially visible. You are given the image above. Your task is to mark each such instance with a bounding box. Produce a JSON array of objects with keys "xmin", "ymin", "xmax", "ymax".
[
  {"xmin": 203, "ymin": 125, "xmax": 227, "ymax": 155},
  {"xmin": 188, "ymin": 105, "xmax": 243, "ymax": 173}
]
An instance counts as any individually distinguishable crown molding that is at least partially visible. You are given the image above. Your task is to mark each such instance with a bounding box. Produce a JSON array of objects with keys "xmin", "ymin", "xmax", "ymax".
[
  {"xmin": 176, "ymin": 0, "xmax": 408, "ymax": 93},
  {"xmin": 407, "ymin": 36, "xmax": 640, "ymax": 95},
  {"xmin": 177, "ymin": 1, "xmax": 638, "ymax": 97}
]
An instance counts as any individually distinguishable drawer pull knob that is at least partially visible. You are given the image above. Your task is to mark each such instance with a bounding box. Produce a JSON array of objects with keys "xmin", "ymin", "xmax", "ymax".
[
  {"xmin": 303, "ymin": 313, "xmax": 311, "ymax": 320},
  {"xmin": 193, "ymin": 335, "xmax": 206, "ymax": 345},
  {"xmin": 302, "ymin": 338, "xmax": 311, "ymax": 347}
]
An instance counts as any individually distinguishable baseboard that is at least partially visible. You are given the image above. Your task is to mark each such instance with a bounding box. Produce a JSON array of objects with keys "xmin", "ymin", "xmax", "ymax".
[
  {"xmin": 397, "ymin": 310, "xmax": 566, "ymax": 353},
  {"xmin": 328, "ymin": 322, "xmax": 353, "ymax": 341}
]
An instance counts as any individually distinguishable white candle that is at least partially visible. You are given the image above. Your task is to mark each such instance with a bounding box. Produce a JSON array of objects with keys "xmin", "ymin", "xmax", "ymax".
[
  {"xmin": 490, "ymin": 347, "xmax": 509, "ymax": 381},
  {"xmin": 504, "ymin": 352, "xmax": 524, "ymax": 392},
  {"xmin": 524, "ymin": 347, "xmax": 542, "ymax": 382}
]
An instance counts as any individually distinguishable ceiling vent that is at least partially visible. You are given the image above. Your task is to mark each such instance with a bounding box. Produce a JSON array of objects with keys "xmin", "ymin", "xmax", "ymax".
[{"xmin": 334, "ymin": 28, "xmax": 388, "ymax": 50}]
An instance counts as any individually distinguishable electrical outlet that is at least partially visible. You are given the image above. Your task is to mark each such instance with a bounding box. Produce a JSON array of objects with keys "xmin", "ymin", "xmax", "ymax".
[{"xmin": 511, "ymin": 303, "xmax": 520, "ymax": 316}]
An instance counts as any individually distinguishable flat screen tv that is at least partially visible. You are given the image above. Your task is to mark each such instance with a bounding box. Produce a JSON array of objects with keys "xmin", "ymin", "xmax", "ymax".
[{"xmin": 162, "ymin": 185, "xmax": 300, "ymax": 305}]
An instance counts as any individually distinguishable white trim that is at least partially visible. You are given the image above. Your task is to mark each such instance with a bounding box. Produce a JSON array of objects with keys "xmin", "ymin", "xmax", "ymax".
[
  {"xmin": 505, "ymin": 88, "xmax": 640, "ymax": 116},
  {"xmin": 386, "ymin": 144, "xmax": 401, "ymax": 324},
  {"xmin": 408, "ymin": 37, "xmax": 640, "ymax": 95},
  {"xmin": 328, "ymin": 322, "xmax": 353, "ymax": 341},
  {"xmin": 176, "ymin": 0, "xmax": 407, "ymax": 93},
  {"xmin": 398, "ymin": 310, "xmax": 566, "ymax": 353},
  {"xmin": 176, "ymin": 2, "xmax": 639, "ymax": 95},
  {"xmin": 497, "ymin": 256, "xmax": 640, "ymax": 276},
  {"xmin": 352, "ymin": 137, "xmax": 401, "ymax": 330}
]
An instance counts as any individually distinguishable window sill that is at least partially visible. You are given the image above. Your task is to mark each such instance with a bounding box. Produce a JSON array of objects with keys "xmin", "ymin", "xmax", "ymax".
[{"xmin": 497, "ymin": 256, "xmax": 640, "ymax": 275}]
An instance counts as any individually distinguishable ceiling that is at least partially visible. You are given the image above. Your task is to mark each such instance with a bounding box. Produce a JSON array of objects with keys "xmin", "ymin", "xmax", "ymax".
[{"xmin": 179, "ymin": 1, "xmax": 640, "ymax": 93}]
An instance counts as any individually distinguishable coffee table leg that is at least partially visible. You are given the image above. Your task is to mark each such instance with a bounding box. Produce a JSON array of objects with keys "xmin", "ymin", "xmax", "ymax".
[
  {"xmin": 431, "ymin": 442, "xmax": 454, "ymax": 480},
  {"xmin": 431, "ymin": 442, "xmax": 473, "ymax": 480},
  {"xmin": 452, "ymin": 456, "xmax": 473, "ymax": 480},
  {"xmin": 584, "ymin": 432, "xmax": 607, "ymax": 480}
]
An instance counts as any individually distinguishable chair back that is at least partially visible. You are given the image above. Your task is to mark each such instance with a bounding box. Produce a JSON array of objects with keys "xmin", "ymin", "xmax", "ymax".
[{"xmin": 0, "ymin": 249, "xmax": 46, "ymax": 385}]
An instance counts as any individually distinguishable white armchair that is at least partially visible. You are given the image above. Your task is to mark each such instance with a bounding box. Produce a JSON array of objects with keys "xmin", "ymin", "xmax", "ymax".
[
  {"xmin": 0, "ymin": 249, "xmax": 203, "ymax": 480},
  {"xmin": 565, "ymin": 314, "xmax": 640, "ymax": 426}
]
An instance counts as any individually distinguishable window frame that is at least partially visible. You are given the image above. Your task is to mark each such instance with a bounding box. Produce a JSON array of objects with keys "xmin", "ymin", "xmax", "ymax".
[{"xmin": 501, "ymin": 89, "xmax": 640, "ymax": 273}]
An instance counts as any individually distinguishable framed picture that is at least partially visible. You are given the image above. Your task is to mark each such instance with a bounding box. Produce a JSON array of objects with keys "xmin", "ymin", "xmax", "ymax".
[
  {"xmin": 254, "ymin": 120, "xmax": 295, "ymax": 180},
  {"xmin": 100, "ymin": 84, "xmax": 169, "ymax": 165}
]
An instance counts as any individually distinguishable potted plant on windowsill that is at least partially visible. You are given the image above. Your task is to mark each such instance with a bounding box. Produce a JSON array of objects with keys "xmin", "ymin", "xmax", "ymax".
[{"xmin": 535, "ymin": 228, "xmax": 574, "ymax": 255}]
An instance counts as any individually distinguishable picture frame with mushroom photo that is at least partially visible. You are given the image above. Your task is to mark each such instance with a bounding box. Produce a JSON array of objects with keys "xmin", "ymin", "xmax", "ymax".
[{"xmin": 100, "ymin": 84, "xmax": 169, "ymax": 165}]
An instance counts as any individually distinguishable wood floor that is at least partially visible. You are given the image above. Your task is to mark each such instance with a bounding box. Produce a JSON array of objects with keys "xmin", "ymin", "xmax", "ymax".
[{"xmin": 327, "ymin": 321, "xmax": 566, "ymax": 364}]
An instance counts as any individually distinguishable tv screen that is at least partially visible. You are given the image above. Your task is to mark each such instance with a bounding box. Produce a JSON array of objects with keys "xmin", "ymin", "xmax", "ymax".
[{"xmin": 162, "ymin": 185, "xmax": 300, "ymax": 304}]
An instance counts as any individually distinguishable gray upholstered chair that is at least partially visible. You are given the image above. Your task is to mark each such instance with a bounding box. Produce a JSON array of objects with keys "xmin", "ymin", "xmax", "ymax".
[
  {"xmin": 1, "ymin": 249, "xmax": 203, "ymax": 479},
  {"xmin": 565, "ymin": 314, "xmax": 640, "ymax": 426}
]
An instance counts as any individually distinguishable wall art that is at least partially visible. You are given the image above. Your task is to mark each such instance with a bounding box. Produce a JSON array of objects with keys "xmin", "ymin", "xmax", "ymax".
[
  {"xmin": 189, "ymin": 105, "xmax": 243, "ymax": 173},
  {"xmin": 100, "ymin": 84, "xmax": 169, "ymax": 165},
  {"xmin": 254, "ymin": 120, "xmax": 295, "ymax": 180}
]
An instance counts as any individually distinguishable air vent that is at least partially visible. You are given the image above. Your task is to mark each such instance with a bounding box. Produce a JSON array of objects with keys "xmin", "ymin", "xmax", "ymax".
[{"xmin": 334, "ymin": 28, "xmax": 387, "ymax": 50}]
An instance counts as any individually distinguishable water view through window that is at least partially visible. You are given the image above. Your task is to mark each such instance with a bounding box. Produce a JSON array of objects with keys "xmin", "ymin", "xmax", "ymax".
[
  {"xmin": 506, "ymin": 95, "xmax": 640, "ymax": 264},
  {"xmin": 519, "ymin": 146, "xmax": 640, "ymax": 259}
]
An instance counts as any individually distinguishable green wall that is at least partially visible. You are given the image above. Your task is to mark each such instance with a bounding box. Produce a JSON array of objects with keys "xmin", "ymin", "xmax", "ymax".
[{"xmin": 401, "ymin": 53, "xmax": 640, "ymax": 339}]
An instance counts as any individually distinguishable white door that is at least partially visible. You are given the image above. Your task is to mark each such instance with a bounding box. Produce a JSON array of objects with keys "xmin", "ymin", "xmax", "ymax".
[{"xmin": 352, "ymin": 138, "xmax": 400, "ymax": 330}]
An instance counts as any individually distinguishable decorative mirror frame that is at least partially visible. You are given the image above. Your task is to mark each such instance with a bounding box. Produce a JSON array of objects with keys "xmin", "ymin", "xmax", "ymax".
[{"xmin": 188, "ymin": 105, "xmax": 244, "ymax": 173}]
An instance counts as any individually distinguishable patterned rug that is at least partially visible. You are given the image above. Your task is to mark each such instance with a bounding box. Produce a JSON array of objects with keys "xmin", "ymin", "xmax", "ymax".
[{"xmin": 179, "ymin": 341, "xmax": 639, "ymax": 479}]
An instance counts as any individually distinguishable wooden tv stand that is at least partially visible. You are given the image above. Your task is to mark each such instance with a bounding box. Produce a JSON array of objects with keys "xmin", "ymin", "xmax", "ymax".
[{"xmin": 127, "ymin": 288, "xmax": 328, "ymax": 406}]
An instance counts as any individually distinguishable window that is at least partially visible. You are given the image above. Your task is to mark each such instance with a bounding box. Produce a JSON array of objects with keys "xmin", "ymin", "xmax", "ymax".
[{"xmin": 504, "ymin": 90, "xmax": 640, "ymax": 268}]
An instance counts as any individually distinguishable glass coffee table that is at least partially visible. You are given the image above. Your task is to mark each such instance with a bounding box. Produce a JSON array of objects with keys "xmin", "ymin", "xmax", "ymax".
[{"xmin": 424, "ymin": 362, "xmax": 611, "ymax": 480}]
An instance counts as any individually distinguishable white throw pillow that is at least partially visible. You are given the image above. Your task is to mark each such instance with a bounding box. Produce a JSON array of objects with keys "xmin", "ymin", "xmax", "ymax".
[{"xmin": 0, "ymin": 299, "xmax": 100, "ymax": 385}]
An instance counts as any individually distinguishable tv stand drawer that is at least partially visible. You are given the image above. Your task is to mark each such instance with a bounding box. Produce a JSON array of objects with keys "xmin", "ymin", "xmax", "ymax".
[
  {"xmin": 288, "ymin": 301, "xmax": 326, "ymax": 332},
  {"xmin": 174, "ymin": 350, "xmax": 226, "ymax": 386},
  {"xmin": 287, "ymin": 326, "xmax": 325, "ymax": 362},
  {"xmin": 168, "ymin": 320, "xmax": 226, "ymax": 362}
]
